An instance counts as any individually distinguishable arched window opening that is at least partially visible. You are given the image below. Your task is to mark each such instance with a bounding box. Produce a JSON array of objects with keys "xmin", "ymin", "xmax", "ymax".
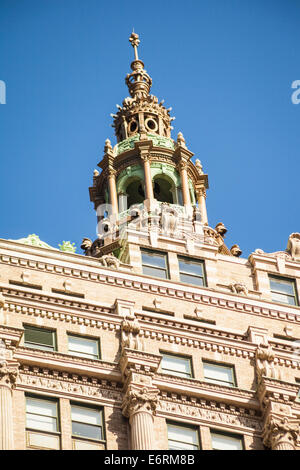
[
  {"xmin": 126, "ymin": 179, "xmax": 145, "ymax": 208},
  {"xmin": 153, "ymin": 177, "xmax": 174, "ymax": 204}
]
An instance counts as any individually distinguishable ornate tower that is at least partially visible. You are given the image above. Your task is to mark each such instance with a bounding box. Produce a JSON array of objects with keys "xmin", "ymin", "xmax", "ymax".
[{"xmin": 85, "ymin": 33, "xmax": 238, "ymax": 263}]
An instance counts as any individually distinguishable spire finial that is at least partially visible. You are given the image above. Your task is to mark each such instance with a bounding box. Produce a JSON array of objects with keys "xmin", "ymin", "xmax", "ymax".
[{"xmin": 129, "ymin": 32, "xmax": 140, "ymax": 61}]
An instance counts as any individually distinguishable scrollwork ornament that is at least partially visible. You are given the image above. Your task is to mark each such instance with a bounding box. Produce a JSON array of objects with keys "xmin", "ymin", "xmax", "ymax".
[
  {"xmin": 263, "ymin": 415, "xmax": 299, "ymax": 450},
  {"xmin": 0, "ymin": 361, "xmax": 19, "ymax": 389},
  {"xmin": 122, "ymin": 386, "xmax": 159, "ymax": 419}
]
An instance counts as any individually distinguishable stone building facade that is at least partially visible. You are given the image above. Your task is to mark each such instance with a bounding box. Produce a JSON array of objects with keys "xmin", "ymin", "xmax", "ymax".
[{"xmin": 1, "ymin": 33, "xmax": 300, "ymax": 451}]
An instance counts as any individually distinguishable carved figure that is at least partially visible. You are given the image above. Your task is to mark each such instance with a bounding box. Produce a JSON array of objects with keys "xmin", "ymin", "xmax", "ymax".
[
  {"xmin": 256, "ymin": 344, "xmax": 281, "ymax": 383},
  {"xmin": 230, "ymin": 244, "xmax": 242, "ymax": 257},
  {"xmin": 121, "ymin": 314, "xmax": 144, "ymax": 351},
  {"xmin": 229, "ymin": 282, "xmax": 248, "ymax": 296},
  {"xmin": 161, "ymin": 205, "xmax": 178, "ymax": 236},
  {"xmin": 81, "ymin": 238, "xmax": 93, "ymax": 256},
  {"xmin": 287, "ymin": 233, "xmax": 300, "ymax": 261},
  {"xmin": 99, "ymin": 254, "xmax": 120, "ymax": 269}
]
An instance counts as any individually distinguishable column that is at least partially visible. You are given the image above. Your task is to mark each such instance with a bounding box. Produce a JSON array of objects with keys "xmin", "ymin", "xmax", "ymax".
[
  {"xmin": 142, "ymin": 156, "xmax": 154, "ymax": 202},
  {"xmin": 0, "ymin": 361, "xmax": 19, "ymax": 450},
  {"xmin": 108, "ymin": 169, "xmax": 119, "ymax": 216},
  {"xmin": 122, "ymin": 385, "xmax": 159, "ymax": 450},
  {"xmin": 178, "ymin": 162, "xmax": 191, "ymax": 207},
  {"xmin": 196, "ymin": 186, "xmax": 208, "ymax": 225}
]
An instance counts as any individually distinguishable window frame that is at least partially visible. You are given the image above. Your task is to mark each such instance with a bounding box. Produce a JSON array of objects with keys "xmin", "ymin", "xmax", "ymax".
[
  {"xmin": 178, "ymin": 256, "xmax": 207, "ymax": 287},
  {"xmin": 67, "ymin": 333, "xmax": 101, "ymax": 360},
  {"xmin": 167, "ymin": 420, "xmax": 200, "ymax": 450},
  {"xmin": 23, "ymin": 324, "xmax": 57, "ymax": 352},
  {"xmin": 268, "ymin": 274, "xmax": 298, "ymax": 306},
  {"xmin": 160, "ymin": 351, "xmax": 194, "ymax": 379},
  {"xmin": 210, "ymin": 428, "xmax": 244, "ymax": 450},
  {"xmin": 202, "ymin": 360, "xmax": 237, "ymax": 388},
  {"xmin": 25, "ymin": 394, "xmax": 60, "ymax": 434},
  {"xmin": 70, "ymin": 402, "xmax": 105, "ymax": 444},
  {"xmin": 141, "ymin": 248, "xmax": 169, "ymax": 280}
]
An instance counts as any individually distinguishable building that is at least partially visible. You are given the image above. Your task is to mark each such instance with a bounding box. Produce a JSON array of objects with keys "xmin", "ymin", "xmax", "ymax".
[{"xmin": 1, "ymin": 32, "xmax": 300, "ymax": 451}]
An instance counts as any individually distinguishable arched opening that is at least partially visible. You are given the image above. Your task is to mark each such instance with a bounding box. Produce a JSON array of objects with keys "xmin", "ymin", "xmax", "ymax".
[
  {"xmin": 126, "ymin": 179, "xmax": 145, "ymax": 208},
  {"xmin": 153, "ymin": 176, "xmax": 174, "ymax": 204}
]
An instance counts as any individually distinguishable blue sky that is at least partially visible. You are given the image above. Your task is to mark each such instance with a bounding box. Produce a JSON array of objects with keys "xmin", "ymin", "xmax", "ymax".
[{"xmin": 0, "ymin": 0, "xmax": 299, "ymax": 257}]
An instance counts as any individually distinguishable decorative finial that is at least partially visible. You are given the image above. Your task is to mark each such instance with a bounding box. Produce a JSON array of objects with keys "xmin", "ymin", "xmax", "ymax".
[
  {"xmin": 129, "ymin": 32, "xmax": 140, "ymax": 61},
  {"xmin": 104, "ymin": 138, "xmax": 112, "ymax": 153},
  {"xmin": 195, "ymin": 159, "xmax": 203, "ymax": 174},
  {"xmin": 177, "ymin": 132, "xmax": 187, "ymax": 148}
]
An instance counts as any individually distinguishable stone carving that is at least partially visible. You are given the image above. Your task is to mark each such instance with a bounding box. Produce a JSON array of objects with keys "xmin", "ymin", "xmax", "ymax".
[
  {"xmin": 161, "ymin": 204, "xmax": 178, "ymax": 236},
  {"xmin": 263, "ymin": 414, "xmax": 299, "ymax": 450},
  {"xmin": 255, "ymin": 344, "xmax": 281, "ymax": 383},
  {"xmin": 287, "ymin": 233, "xmax": 300, "ymax": 261},
  {"xmin": 121, "ymin": 315, "xmax": 144, "ymax": 351},
  {"xmin": 0, "ymin": 361, "xmax": 19, "ymax": 388},
  {"xmin": 215, "ymin": 222, "xmax": 227, "ymax": 237},
  {"xmin": 157, "ymin": 401, "xmax": 262, "ymax": 432},
  {"xmin": 230, "ymin": 244, "xmax": 242, "ymax": 257},
  {"xmin": 80, "ymin": 237, "xmax": 103, "ymax": 258},
  {"xmin": 99, "ymin": 254, "xmax": 120, "ymax": 269},
  {"xmin": 122, "ymin": 386, "xmax": 159, "ymax": 418},
  {"xmin": 229, "ymin": 282, "xmax": 248, "ymax": 296},
  {"xmin": 177, "ymin": 132, "xmax": 187, "ymax": 148}
]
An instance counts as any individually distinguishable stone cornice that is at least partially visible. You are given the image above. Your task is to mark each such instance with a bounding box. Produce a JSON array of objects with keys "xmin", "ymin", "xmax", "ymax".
[
  {"xmin": 154, "ymin": 373, "xmax": 259, "ymax": 409},
  {"xmin": 15, "ymin": 347, "xmax": 122, "ymax": 382},
  {"xmin": 1, "ymin": 245, "xmax": 300, "ymax": 327}
]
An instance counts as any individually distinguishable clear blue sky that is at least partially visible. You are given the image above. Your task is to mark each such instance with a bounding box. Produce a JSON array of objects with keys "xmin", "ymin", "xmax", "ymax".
[{"xmin": 0, "ymin": 0, "xmax": 299, "ymax": 257}]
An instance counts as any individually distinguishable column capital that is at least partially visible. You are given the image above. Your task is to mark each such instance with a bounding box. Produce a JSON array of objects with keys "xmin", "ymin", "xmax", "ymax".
[
  {"xmin": 0, "ymin": 361, "xmax": 19, "ymax": 389},
  {"xmin": 263, "ymin": 413, "xmax": 300, "ymax": 450},
  {"xmin": 122, "ymin": 384, "xmax": 159, "ymax": 419}
]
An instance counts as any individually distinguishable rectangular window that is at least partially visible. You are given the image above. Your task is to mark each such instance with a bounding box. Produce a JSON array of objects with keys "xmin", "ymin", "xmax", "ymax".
[
  {"xmin": 203, "ymin": 361, "xmax": 236, "ymax": 387},
  {"xmin": 167, "ymin": 422, "xmax": 200, "ymax": 450},
  {"xmin": 161, "ymin": 353, "xmax": 193, "ymax": 378},
  {"xmin": 26, "ymin": 396, "xmax": 59, "ymax": 433},
  {"xmin": 71, "ymin": 404, "xmax": 104, "ymax": 442},
  {"xmin": 269, "ymin": 275, "xmax": 298, "ymax": 306},
  {"xmin": 141, "ymin": 249, "xmax": 169, "ymax": 279},
  {"xmin": 178, "ymin": 257, "xmax": 206, "ymax": 287},
  {"xmin": 24, "ymin": 325, "xmax": 56, "ymax": 352},
  {"xmin": 68, "ymin": 335, "xmax": 100, "ymax": 360},
  {"xmin": 211, "ymin": 430, "xmax": 244, "ymax": 450}
]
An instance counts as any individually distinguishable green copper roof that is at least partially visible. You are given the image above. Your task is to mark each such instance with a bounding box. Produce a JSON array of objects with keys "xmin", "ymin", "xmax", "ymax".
[
  {"xmin": 12, "ymin": 234, "xmax": 56, "ymax": 249},
  {"xmin": 11, "ymin": 234, "xmax": 77, "ymax": 253},
  {"xmin": 115, "ymin": 133, "xmax": 175, "ymax": 156}
]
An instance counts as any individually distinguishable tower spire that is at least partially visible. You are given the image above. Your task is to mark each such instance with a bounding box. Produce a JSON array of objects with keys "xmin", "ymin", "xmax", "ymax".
[{"xmin": 129, "ymin": 31, "xmax": 140, "ymax": 61}]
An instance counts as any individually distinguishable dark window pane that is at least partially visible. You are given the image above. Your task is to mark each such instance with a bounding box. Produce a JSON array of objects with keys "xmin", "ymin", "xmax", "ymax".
[
  {"xmin": 24, "ymin": 327, "xmax": 55, "ymax": 348},
  {"xmin": 72, "ymin": 422, "xmax": 102, "ymax": 440}
]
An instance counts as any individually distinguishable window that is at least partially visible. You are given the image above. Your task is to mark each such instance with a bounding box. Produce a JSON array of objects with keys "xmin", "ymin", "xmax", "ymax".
[
  {"xmin": 210, "ymin": 430, "xmax": 244, "ymax": 450},
  {"xmin": 24, "ymin": 325, "xmax": 56, "ymax": 352},
  {"xmin": 141, "ymin": 249, "xmax": 169, "ymax": 279},
  {"xmin": 269, "ymin": 275, "xmax": 298, "ymax": 306},
  {"xmin": 178, "ymin": 257, "xmax": 206, "ymax": 287},
  {"xmin": 26, "ymin": 396, "xmax": 59, "ymax": 433},
  {"xmin": 71, "ymin": 404, "xmax": 104, "ymax": 442},
  {"xmin": 167, "ymin": 422, "xmax": 200, "ymax": 450},
  {"xmin": 203, "ymin": 361, "xmax": 236, "ymax": 387},
  {"xmin": 68, "ymin": 335, "xmax": 100, "ymax": 360},
  {"xmin": 161, "ymin": 353, "xmax": 193, "ymax": 378}
]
